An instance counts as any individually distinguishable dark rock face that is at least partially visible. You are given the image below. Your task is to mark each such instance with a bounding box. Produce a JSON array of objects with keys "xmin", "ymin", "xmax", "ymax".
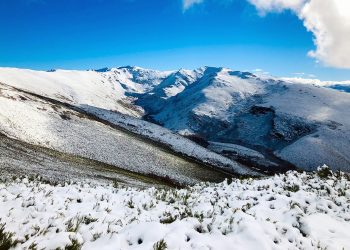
[
  {"xmin": 271, "ymin": 114, "xmax": 315, "ymax": 143},
  {"xmin": 183, "ymin": 134, "xmax": 209, "ymax": 148},
  {"xmin": 250, "ymin": 105, "xmax": 274, "ymax": 115}
]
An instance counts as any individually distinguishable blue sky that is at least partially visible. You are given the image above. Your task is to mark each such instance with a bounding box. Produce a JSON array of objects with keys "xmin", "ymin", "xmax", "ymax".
[{"xmin": 0, "ymin": 0, "xmax": 349, "ymax": 80}]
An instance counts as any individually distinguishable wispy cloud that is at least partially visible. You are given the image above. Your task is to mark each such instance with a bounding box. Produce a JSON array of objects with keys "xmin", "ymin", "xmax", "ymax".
[
  {"xmin": 252, "ymin": 68, "xmax": 270, "ymax": 76},
  {"xmin": 293, "ymin": 72, "xmax": 317, "ymax": 78},
  {"xmin": 183, "ymin": 0, "xmax": 204, "ymax": 10}
]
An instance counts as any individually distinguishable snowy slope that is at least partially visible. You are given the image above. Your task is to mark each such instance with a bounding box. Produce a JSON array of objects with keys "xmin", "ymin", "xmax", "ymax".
[
  {"xmin": 0, "ymin": 134, "xmax": 172, "ymax": 189},
  {"xmin": 0, "ymin": 83, "xmax": 237, "ymax": 184},
  {"xmin": 0, "ymin": 67, "xmax": 144, "ymax": 117},
  {"xmin": 82, "ymin": 106, "xmax": 250, "ymax": 175},
  {"xmin": 145, "ymin": 67, "xmax": 263, "ymax": 132},
  {"xmin": 262, "ymin": 80, "xmax": 350, "ymax": 170},
  {"xmin": 0, "ymin": 167, "xmax": 349, "ymax": 250}
]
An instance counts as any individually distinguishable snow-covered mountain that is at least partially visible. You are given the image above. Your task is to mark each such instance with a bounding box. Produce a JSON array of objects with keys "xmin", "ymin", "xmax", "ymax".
[
  {"xmin": 134, "ymin": 67, "xmax": 350, "ymax": 172},
  {"xmin": 0, "ymin": 66, "xmax": 349, "ymax": 174}
]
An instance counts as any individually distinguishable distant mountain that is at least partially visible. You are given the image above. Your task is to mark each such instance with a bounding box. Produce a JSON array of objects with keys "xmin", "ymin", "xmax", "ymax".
[
  {"xmin": 0, "ymin": 66, "xmax": 349, "ymax": 174},
  {"xmin": 282, "ymin": 77, "xmax": 350, "ymax": 93}
]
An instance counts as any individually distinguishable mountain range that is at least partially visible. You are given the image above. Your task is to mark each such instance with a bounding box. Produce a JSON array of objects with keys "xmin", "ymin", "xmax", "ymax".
[{"xmin": 0, "ymin": 66, "xmax": 349, "ymax": 184}]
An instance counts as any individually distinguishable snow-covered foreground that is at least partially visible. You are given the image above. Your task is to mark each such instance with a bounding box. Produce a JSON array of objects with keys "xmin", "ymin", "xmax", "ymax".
[{"xmin": 1, "ymin": 167, "xmax": 349, "ymax": 250}]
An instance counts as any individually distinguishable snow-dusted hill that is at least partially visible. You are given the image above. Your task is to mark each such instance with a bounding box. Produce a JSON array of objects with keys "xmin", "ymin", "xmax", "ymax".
[
  {"xmin": 0, "ymin": 66, "xmax": 349, "ymax": 173},
  {"xmin": 0, "ymin": 68, "xmax": 258, "ymax": 184},
  {"xmin": 0, "ymin": 83, "xmax": 251, "ymax": 185}
]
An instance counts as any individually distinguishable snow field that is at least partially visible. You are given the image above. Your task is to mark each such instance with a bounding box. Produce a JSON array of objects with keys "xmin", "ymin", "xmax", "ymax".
[{"xmin": 0, "ymin": 166, "xmax": 349, "ymax": 250}]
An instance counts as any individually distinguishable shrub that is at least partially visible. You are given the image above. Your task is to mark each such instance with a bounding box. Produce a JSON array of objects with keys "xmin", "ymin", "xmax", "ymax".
[{"xmin": 317, "ymin": 166, "xmax": 332, "ymax": 179}]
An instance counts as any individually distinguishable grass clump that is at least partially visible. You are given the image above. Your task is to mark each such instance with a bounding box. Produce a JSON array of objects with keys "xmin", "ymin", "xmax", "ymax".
[
  {"xmin": 64, "ymin": 238, "xmax": 82, "ymax": 250},
  {"xmin": 284, "ymin": 184, "xmax": 300, "ymax": 192},
  {"xmin": 0, "ymin": 223, "xmax": 18, "ymax": 250},
  {"xmin": 127, "ymin": 199, "xmax": 135, "ymax": 209},
  {"xmin": 28, "ymin": 242, "xmax": 37, "ymax": 250},
  {"xmin": 82, "ymin": 216, "xmax": 98, "ymax": 225},
  {"xmin": 160, "ymin": 212, "xmax": 177, "ymax": 224},
  {"xmin": 66, "ymin": 217, "xmax": 83, "ymax": 233},
  {"xmin": 153, "ymin": 239, "xmax": 167, "ymax": 250}
]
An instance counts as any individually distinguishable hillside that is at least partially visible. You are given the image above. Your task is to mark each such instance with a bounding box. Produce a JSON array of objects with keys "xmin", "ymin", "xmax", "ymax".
[{"xmin": 0, "ymin": 82, "xmax": 250, "ymax": 185}]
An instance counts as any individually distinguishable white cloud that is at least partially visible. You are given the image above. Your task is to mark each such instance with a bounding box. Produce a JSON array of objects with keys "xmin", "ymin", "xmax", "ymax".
[
  {"xmin": 301, "ymin": 0, "xmax": 350, "ymax": 69},
  {"xmin": 249, "ymin": 0, "xmax": 350, "ymax": 69},
  {"xmin": 183, "ymin": 0, "xmax": 350, "ymax": 69},
  {"xmin": 248, "ymin": 0, "xmax": 306, "ymax": 13}
]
